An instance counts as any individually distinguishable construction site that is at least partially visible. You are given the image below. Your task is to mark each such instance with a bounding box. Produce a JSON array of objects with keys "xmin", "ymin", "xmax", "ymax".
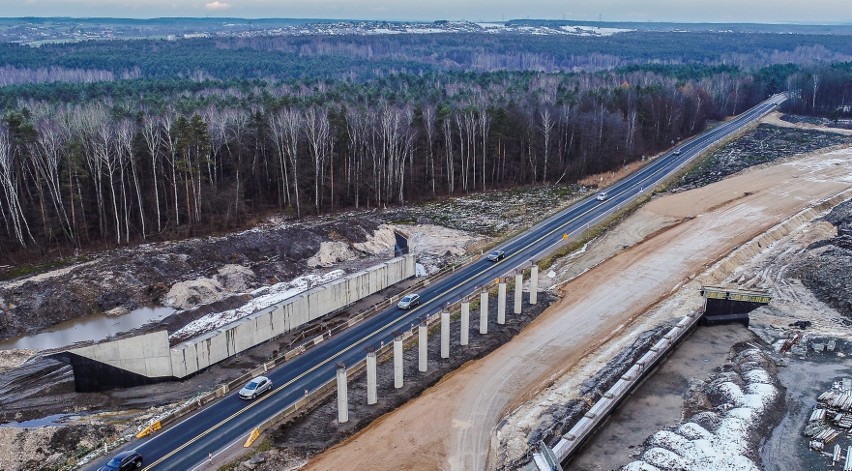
[{"xmin": 1, "ymin": 113, "xmax": 852, "ymax": 471}]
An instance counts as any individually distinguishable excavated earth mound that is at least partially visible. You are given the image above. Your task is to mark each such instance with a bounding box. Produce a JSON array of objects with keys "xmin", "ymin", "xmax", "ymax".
[
  {"xmin": 791, "ymin": 199, "xmax": 852, "ymax": 318},
  {"xmin": 0, "ymin": 218, "xmax": 382, "ymax": 340}
]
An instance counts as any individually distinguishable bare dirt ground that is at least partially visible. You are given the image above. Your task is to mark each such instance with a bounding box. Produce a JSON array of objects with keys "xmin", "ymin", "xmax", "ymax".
[
  {"xmin": 301, "ymin": 142, "xmax": 852, "ymax": 469},
  {"xmin": 764, "ymin": 111, "xmax": 852, "ymax": 135}
]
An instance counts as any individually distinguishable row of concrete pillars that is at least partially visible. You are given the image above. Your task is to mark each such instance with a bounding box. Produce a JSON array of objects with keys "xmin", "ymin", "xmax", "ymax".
[{"xmin": 336, "ymin": 264, "xmax": 540, "ymax": 423}]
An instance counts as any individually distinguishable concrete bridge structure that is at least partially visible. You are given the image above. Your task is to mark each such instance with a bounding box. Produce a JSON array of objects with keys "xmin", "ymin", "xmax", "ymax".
[{"xmin": 58, "ymin": 254, "xmax": 416, "ymax": 391}]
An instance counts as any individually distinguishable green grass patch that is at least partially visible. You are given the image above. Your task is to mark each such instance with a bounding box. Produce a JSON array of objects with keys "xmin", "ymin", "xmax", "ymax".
[{"xmin": 0, "ymin": 256, "xmax": 88, "ymax": 282}]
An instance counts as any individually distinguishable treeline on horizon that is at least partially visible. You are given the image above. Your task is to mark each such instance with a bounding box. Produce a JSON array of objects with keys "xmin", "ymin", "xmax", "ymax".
[
  {"xmin": 1, "ymin": 30, "xmax": 852, "ymax": 87},
  {"xmin": 0, "ymin": 32, "xmax": 850, "ymax": 262}
]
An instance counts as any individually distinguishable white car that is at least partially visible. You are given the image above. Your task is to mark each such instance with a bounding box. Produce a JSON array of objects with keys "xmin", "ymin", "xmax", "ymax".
[
  {"xmin": 596, "ymin": 192, "xmax": 609, "ymax": 201},
  {"xmin": 673, "ymin": 149, "xmax": 682, "ymax": 155},
  {"xmin": 239, "ymin": 376, "xmax": 272, "ymax": 400},
  {"xmin": 398, "ymin": 293, "xmax": 421, "ymax": 309}
]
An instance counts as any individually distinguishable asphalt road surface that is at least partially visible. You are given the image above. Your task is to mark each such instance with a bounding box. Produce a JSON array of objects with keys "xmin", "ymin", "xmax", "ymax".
[{"xmin": 91, "ymin": 94, "xmax": 785, "ymax": 471}]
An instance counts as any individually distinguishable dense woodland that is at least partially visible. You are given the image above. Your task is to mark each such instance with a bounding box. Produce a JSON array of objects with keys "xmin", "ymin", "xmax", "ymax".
[{"xmin": 0, "ymin": 30, "xmax": 851, "ymax": 261}]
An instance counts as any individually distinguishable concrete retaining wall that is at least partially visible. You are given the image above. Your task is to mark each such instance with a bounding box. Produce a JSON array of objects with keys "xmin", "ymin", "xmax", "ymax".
[
  {"xmin": 68, "ymin": 255, "xmax": 415, "ymax": 383},
  {"xmin": 69, "ymin": 330, "xmax": 172, "ymax": 377}
]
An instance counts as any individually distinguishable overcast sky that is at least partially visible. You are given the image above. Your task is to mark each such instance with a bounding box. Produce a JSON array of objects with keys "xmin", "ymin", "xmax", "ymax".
[{"xmin": 2, "ymin": 0, "xmax": 850, "ymax": 24}]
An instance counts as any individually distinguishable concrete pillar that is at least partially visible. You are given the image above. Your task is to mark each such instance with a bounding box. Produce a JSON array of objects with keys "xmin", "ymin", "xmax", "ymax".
[
  {"xmin": 441, "ymin": 310, "xmax": 450, "ymax": 359},
  {"xmin": 497, "ymin": 279, "xmax": 507, "ymax": 325},
  {"xmin": 479, "ymin": 290, "xmax": 489, "ymax": 334},
  {"xmin": 460, "ymin": 298, "xmax": 470, "ymax": 346},
  {"xmin": 336, "ymin": 363, "xmax": 348, "ymax": 423},
  {"xmin": 418, "ymin": 321, "xmax": 428, "ymax": 372},
  {"xmin": 530, "ymin": 264, "xmax": 539, "ymax": 305},
  {"xmin": 366, "ymin": 350, "xmax": 377, "ymax": 405},
  {"xmin": 514, "ymin": 271, "xmax": 523, "ymax": 314},
  {"xmin": 393, "ymin": 336, "xmax": 404, "ymax": 389}
]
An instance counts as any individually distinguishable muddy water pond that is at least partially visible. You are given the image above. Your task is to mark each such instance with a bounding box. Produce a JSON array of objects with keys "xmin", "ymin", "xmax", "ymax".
[{"xmin": 0, "ymin": 306, "xmax": 174, "ymax": 351}]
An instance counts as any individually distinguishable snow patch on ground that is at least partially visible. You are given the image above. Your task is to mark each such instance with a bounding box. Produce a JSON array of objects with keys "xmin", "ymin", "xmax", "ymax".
[
  {"xmin": 170, "ymin": 269, "xmax": 345, "ymax": 342},
  {"xmin": 623, "ymin": 348, "xmax": 779, "ymax": 471},
  {"xmin": 559, "ymin": 25, "xmax": 634, "ymax": 36}
]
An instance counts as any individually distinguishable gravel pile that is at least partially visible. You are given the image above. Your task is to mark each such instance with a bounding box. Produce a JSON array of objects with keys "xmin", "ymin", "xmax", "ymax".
[
  {"xmin": 0, "ymin": 424, "xmax": 117, "ymax": 471},
  {"xmin": 792, "ymin": 199, "xmax": 852, "ymax": 318}
]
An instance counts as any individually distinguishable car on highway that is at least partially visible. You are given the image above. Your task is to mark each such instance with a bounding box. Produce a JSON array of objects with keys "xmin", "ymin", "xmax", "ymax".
[
  {"xmin": 239, "ymin": 376, "xmax": 272, "ymax": 400},
  {"xmin": 99, "ymin": 450, "xmax": 143, "ymax": 471},
  {"xmin": 596, "ymin": 191, "xmax": 609, "ymax": 201},
  {"xmin": 397, "ymin": 293, "xmax": 421, "ymax": 309},
  {"xmin": 486, "ymin": 250, "xmax": 506, "ymax": 262},
  {"xmin": 673, "ymin": 149, "xmax": 682, "ymax": 155}
]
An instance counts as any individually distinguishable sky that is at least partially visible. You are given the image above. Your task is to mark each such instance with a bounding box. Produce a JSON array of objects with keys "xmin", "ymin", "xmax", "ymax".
[{"xmin": 1, "ymin": 0, "xmax": 850, "ymax": 24}]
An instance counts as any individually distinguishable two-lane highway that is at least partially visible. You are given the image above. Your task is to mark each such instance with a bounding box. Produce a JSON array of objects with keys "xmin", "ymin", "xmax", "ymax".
[{"xmin": 95, "ymin": 94, "xmax": 784, "ymax": 471}]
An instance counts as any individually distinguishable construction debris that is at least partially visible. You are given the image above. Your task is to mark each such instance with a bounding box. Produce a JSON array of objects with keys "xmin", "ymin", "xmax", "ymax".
[{"xmin": 805, "ymin": 377, "xmax": 852, "ymax": 457}]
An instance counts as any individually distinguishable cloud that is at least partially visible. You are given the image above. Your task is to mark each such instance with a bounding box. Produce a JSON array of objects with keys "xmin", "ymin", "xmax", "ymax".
[{"xmin": 204, "ymin": 1, "xmax": 231, "ymax": 10}]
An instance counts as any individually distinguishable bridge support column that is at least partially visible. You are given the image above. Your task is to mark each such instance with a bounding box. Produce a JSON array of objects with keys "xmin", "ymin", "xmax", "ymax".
[
  {"xmin": 460, "ymin": 298, "xmax": 470, "ymax": 346},
  {"xmin": 441, "ymin": 311, "xmax": 451, "ymax": 359},
  {"xmin": 418, "ymin": 321, "xmax": 428, "ymax": 372},
  {"xmin": 479, "ymin": 290, "xmax": 489, "ymax": 334},
  {"xmin": 498, "ymin": 279, "xmax": 507, "ymax": 325},
  {"xmin": 393, "ymin": 336, "xmax": 404, "ymax": 389},
  {"xmin": 530, "ymin": 264, "xmax": 539, "ymax": 305},
  {"xmin": 366, "ymin": 350, "xmax": 377, "ymax": 405},
  {"xmin": 514, "ymin": 271, "xmax": 523, "ymax": 314},
  {"xmin": 336, "ymin": 363, "xmax": 348, "ymax": 423}
]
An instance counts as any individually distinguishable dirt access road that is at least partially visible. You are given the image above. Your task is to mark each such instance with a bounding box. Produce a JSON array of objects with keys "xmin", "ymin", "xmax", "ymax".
[{"xmin": 304, "ymin": 145, "xmax": 852, "ymax": 471}]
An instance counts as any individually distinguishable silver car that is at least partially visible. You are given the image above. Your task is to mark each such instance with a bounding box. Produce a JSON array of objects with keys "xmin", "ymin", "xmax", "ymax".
[
  {"xmin": 239, "ymin": 376, "xmax": 272, "ymax": 400},
  {"xmin": 596, "ymin": 192, "xmax": 609, "ymax": 201},
  {"xmin": 398, "ymin": 293, "xmax": 421, "ymax": 309}
]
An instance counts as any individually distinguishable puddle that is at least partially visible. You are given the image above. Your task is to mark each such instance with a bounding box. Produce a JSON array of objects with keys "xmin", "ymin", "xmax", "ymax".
[
  {"xmin": 0, "ymin": 306, "xmax": 175, "ymax": 351},
  {"xmin": 0, "ymin": 413, "xmax": 73, "ymax": 428}
]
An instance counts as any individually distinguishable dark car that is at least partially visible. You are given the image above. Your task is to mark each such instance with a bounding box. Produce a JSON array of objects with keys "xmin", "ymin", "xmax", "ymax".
[
  {"xmin": 100, "ymin": 450, "xmax": 143, "ymax": 471},
  {"xmin": 486, "ymin": 250, "xmax": 506, "ymax": 262}
]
